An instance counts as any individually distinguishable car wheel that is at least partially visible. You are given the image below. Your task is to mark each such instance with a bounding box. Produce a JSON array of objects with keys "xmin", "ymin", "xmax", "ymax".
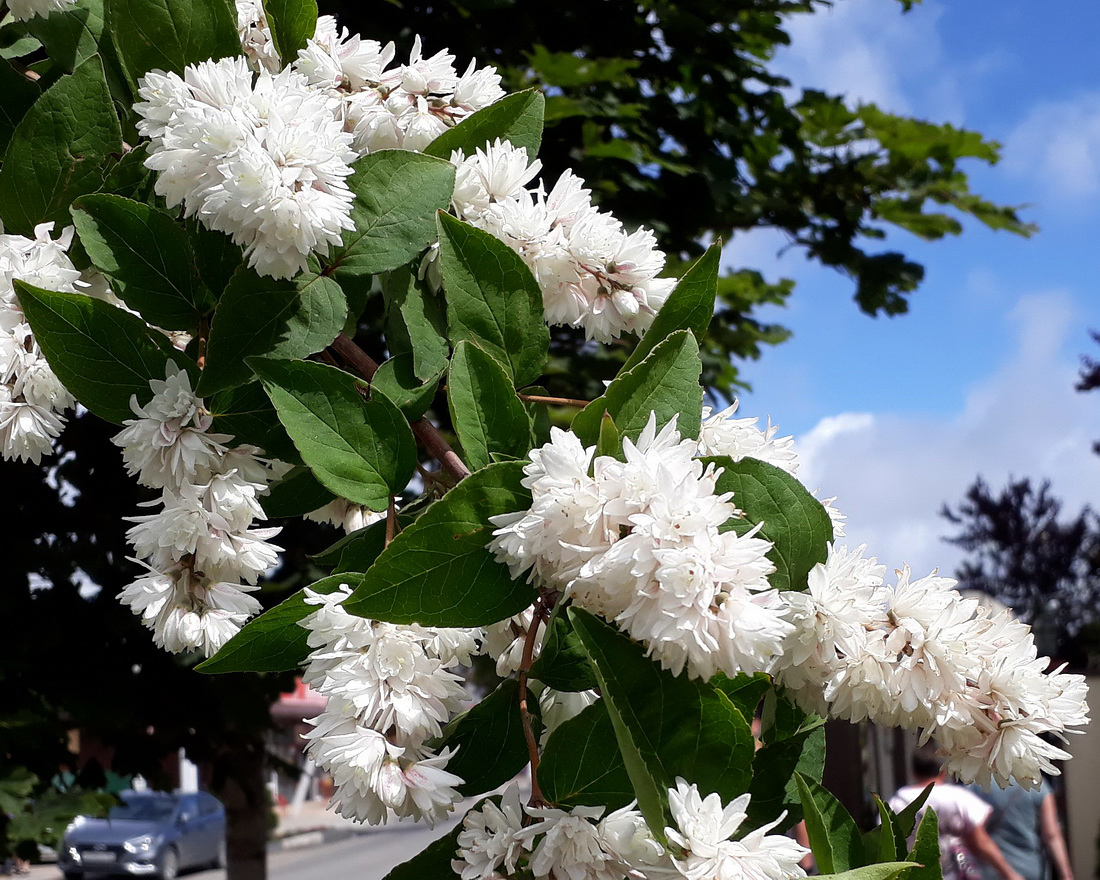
[
  {"xmin": 213, "ymin": 840, "xmax": 226, "ymax": 869},
  {"xmin": 156, "ymin": 846, "xmax": 179, "ymax": 880}
]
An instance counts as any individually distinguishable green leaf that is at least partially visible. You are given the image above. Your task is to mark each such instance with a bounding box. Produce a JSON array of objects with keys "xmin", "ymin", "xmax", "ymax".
[
  {"xmin": 795, "ymin": 772, "xmax": 865, "ymax": 874},
  {"xmin": 311, "ymin": 519, "xmax": 391, "ymax": 573},
  {"xmin": 571, "ymin": 330, "xmax": 702, "ymax": 445},
  {"xmin": 707, "ymin": 456, "xmax": 833, "ymax": 592},
  {"xmin": 905, "ymin": 809, "xmax": 942, "ymax": 880},
  {"xmin": 206, "ymin": 381, "xmax": 300, "ymax": 463},
  {"xmin": 541, "ymin": 699, "xmax": 633, "ymax": 810},
  {"xmin": 872, "ymin": 796, "xmax": 902, "ymax": 863},
  {"xmin": 250, "ymin": 357, "xmax": 417, "ymax": 510},
  {"xmin": 747, "ymin": 724, "xmax": 825, "ymax": 832},
  {"xmin": 760, "ymin": 688, "xmax": 826, "ymax": 745},
  {"xmin": 711, "ymin": 673, "xmax": 771, "ymax": 722},
  {"xmin": 71, "ymin": 194, "xmax": 212, "ymax": 330},
  {"xmin": 106, "ymin": 0, "xmax": 240, "ymax": 85},
  {"xmin": 372, "ymin": 353, "xmax": 441, "ymax": 421},
  {"xmin": 437, "ymin": 212, "xmax": 549, "ymax": 387},
  {"xmin": 382, "ymin": 822, "xmax": 464, "ymax": 880},
  {"xmin": 424, "ymin": 89, "xmax": 545, "ymax": 161},
  {"xmin": 197, "ymin": 270, "xmax": 347, "ymax": 395},
  {"xmin": 15, "ymin": 283, "xmax": 194, "ymax": 424},
  {"xmin": 328, "ymin": 150, "xmax": 455, "ymax": 278},
  {"xmin": 441, "ymin": 679, "xmax": 538, "ymax": 797},
  {"xmin": 187, "ymin": 219, "xmax": 243, "ymax": 297},
  {"xmin": 196, "ymin": 575, "xmax": 354, "ymax": 674},
  {"xmin": 260, "ymin": 0, "xmax": 316, "ymax": 65},
  {"xmin": 569, "ymin": 608, "xmax": 754, "ymax": 840},
  {"xmin": 595, "ymin": 412, "xmax": 621, "ymax": 459},
  {"xmin": 0, "ymin": 60, "xmax": 39, "ymax": 154},
  {"xmin": 816, "ymin": 865, "xmax": 916, "ymax": 880},
  {"xmin": 382, "ymin": 266, "xmax": 449, "ymax": 381},
  {"xmin": 343, "ymin": 461, "xmax": 537, "ymax": 626},
  {"xmin": 530, "ymin": 610, "xmax": 599, "ymax": 692},
  {"xmin": 448, "ymin": 341, "xmax": 531, "ymax": 470},
  {"xmin": 0, "ymin": 55, "xmax": 122, "ymax": 234},
  {"xmin": 623, "ymin": 244, "xmax": 718, "ymax": 372},
  {"xmin": 261, "ymin": 466, "xmax": 335, "ymax": 519},
  {"xmin": 26, "ymin": 0, "xmax": 104, "ymax": 73}
]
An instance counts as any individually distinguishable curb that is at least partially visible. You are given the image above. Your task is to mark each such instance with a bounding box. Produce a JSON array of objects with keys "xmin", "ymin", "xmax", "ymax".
[{"xmin": 267, "ymin": 823, "xmax": 375, "ymax": 853}]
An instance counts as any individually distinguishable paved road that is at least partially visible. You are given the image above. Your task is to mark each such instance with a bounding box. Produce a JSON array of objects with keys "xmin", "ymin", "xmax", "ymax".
[{"xmin": 32, "ymin": 822, "xmax": 459, "ymax": 880}]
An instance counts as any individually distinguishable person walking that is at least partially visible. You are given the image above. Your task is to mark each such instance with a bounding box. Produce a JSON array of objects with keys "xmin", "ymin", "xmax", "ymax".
[
  {"xmin": 890, "ymin": 744, "xmax": 1025, "ymax": 880},
  {"xmin": 967, "ymin": 778, "xmax": 1075, "ymax": 880}
]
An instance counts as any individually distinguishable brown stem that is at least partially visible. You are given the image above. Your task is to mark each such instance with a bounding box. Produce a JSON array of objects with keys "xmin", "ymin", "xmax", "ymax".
[
  {"xmin": 517, "ymin": 393, "xmax": 590, "ymax": 408},
  {"xmin": 197, "ymin": 314, "xmax": 210, "ymax": 370},
  {"xmin": 385, "ymin": 497, "xmax": 396, "ymax": 547},
  {"xmin": 329, "ymin": 333, "xmax": 471, "ymax": 481},
  {"xmin": 517, "ymin": 599, "xmax": 550, "ymax": 807}
]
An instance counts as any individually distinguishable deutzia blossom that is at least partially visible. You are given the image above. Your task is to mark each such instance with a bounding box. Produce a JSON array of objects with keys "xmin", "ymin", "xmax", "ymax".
[
  {"xmin": 298, "ymin": 584, "xmax": 478, "ymax": 825},
  {"xmin": 0, "ymin": 223, "xmax": 81, "ymax": 462},
  {"xmin": 491, "ymin": 415, "xmax": 790, "ymax": 680},
  {"xmin": 450, "ymin": 141, "xmax": 674, "ymax": 343},
  {"xmin": 113, "ymin": 365, "xmax": 282, "ymax": 655},
  {"xmin": 453, "ymin": 784, "xmax": 528, "ymax": 880},
  {"xmin": 7, "ymin": 0, "xmax": 76, "ymax": 21},
  {"xmin": 135, "ymin": 57, "xmax": 356, "ymax": 279},
  {"xmin": 697, "ymin": 404, "xmax": 799, "ymax": 475},
  {"xmin": 235, "ymin": 0, "xmax": 281, "ymax": 71},
  {"xmin": 665, "ymin": 780, "xmax": 807, "ymax": 880},
  {"xmin": 304, "ymin": 498, "xmax": 386, "ymax": 533}
]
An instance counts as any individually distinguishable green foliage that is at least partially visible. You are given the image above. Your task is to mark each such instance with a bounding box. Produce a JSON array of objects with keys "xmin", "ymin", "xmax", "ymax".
[
  {"xmin": 197, "ymin": 574, "xmax": 357, "ymax": 674},
  {"xmin": 371, "ymin": 353, "xmax": 442, "ymax": 420},
  {"xmin": 15, "ymin": 282, "xmax": 195, "ymax": 423},
  {"xmin": 261, "ymin": 466, "xmax": 336, "ymax": 519},
  {"xmin": 530, "ymin": 610, "xmax": 599, "ymax": 693},
  {"xmin": 0, "ymin": 61, "xmax": 39, "ymax": 154},
  {"xmin": 440, "ymin": 679, "xmax": 539, "ymax": 796},
  {"xmin": 106, "ymin": 0, "xmax": 239, "ymax": 85},
  {"xmin": 570, "ymin": 608, "xmax": 754, "ymax": 840},
  {"xmin": 25, "ymin": 0, "xmax": 106, "ymax": 74},
  {"xmin": 796, "ymin": 772, "xmax": 866, "ymax": 874},
  {"xmin": 71, "ymin": 194, "xmax": 213, "ymax": 330},
  {"xmin": 437, "ymin": 212, "xmax": 549, "ymax": 387},
  {"xmin": 572, "ymin": 329, "xmax": 703, "ymax": 445},
  {"xmin": 448, "ymin": 341, "xmax": 532, "ymax": 469},
  {"xmin": 261, "ymin": 0, "xmax": 318, "ymax": 65},
  {"xmin": 382, "ymin": 266, "xmax": 450, "ymax": 381},
  {"xmin": 540, "ymin": 700, "xmax": 633, "ymax": 809},
  {"xmin": 424, "ymin": 88, "xmax": 545, "ymax": 161},
  {"xmin": 251, "ymin": 357, "xmax": 417, "ymax": 509},
  {"xmin": 382, "ymin": 822, "xmax": 465, "ymax": 880},
  {"xmin": 343, "ymin": 462, "xmax": 537, "ymax": 626},
  {"xmin": 708, "ymin": 456, "xmax": 834, "ymax": 592},
  {"xmin": 0, "ymin": 55, "xmax": 122, "ymax": 234},
  {"xmin": 328, "ymin": 150, "xmax": 456, "ymax": 279},
  {"xmin": 198, "ymin": 270, "xmax": 346, "ymax": 395}
]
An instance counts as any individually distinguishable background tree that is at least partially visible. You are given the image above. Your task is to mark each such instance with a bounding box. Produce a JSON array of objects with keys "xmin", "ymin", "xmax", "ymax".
[{"xmin": 941, "ymin": 477, "xmax": 1100, "ymax": 663}]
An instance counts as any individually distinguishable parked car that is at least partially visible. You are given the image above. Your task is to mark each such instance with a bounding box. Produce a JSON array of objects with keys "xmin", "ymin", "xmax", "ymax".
[{"xmin": 59, "ymin": 790, "xmax": 226, "ymax": 880}]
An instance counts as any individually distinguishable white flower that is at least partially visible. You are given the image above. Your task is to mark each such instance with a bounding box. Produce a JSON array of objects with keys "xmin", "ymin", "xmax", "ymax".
[
  {"xmin": 453, "ymin": 784, "xmax": 527, "ymax": 880},
  {"xmin": 304, "ymin": 498, "xmax": 386, "ymax": 533},
  {"xmin": 518, "ymin": 803, "xmax": 621, "ymax": 880},
  {"xmin": 6, "ymin": 0, "xmax": 76, "ymax": 21},
  {"xmin": 540, "ymin": 689, "xmax": 600, "ymax": 744},
  {"xmin": 665, "ymin": 779, "xmax": 807, "ymax": 880},
  {"xmin": 482, "ymin": 608, "xmax": 544, "ymax": 676},
  {"xmin": 0, "ymin": 393, "xmax": 65, "ymax": 463},
  {"xmin": 697, "ymin": 403, "xmax": 799, "ymax": 475},
  {"xmin": 235, "ymin": 0, "xmax": 280, "ymax": 71},
  {"xmin": 135, "ymin": 58, "xmax": 356, "ymax": 279}
]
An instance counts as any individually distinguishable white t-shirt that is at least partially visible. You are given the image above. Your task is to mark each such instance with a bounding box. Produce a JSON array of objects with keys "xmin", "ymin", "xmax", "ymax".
[{"xmin": 890, "ymin": 783, "xmax": 993, "ymax": 880}]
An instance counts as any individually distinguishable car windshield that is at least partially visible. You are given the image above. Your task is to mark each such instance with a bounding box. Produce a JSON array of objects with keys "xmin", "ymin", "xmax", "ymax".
[{"xmin": 108, "ymin": 798, "xmax": 176, "ymax": 822}]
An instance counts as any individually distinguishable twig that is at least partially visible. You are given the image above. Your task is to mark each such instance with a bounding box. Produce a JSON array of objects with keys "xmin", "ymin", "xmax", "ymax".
[
  {"xmin": 197, "ymin": 314, "xmax": 210, "ymax": 370},
  {"xmin": 385, "ymin": 497, "xmax": 396, "ymax": 547},
  {"xmin": 329, "ymin": 333, "xmax": 471, "ymax": 481},
  {"xmin": 517, "ymin": 393, "xmax": 590, "ymax": 408},
  {"xmin": 517, "ymin": 599, "xmax": 550, "ymax": 807}
]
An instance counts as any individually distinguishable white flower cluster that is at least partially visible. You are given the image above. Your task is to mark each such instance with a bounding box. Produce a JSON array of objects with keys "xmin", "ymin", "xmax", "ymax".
[
  {"xmin": 299, "ymin": 584, "xmax": 481, "ymax": 825},
  {"xmin": 135, "ymin": 57, "xmax": 356, "ymax": 279},
  {"xmin": 453, "ymin": 779, "xmax": 807, "ymax": 880},
  {"xmin": 304, "ymin": 498, "xmax": 386, "ymax": 533},
  {"xmin": 490, "ymin": 415, "xmax": 791, "ymax": 681},
  {"xmin": 492, "ymin": 402, "xmax": 1089, "ymax": 788},
  {"xmin": 7, "ymin": 0, "xmax": 76, "ymax": 21},
  {"xmin": 0, "ymin": 223, "xmax": 81, "ymax": 464},
  {"xmin": 776, "ymin": 547, "xmax": 1089, "ymax": 788},
  {"xmin": 113, "ymin": 364, "xmax": 283, "ymax": 655},
  {"xmin": 450, "ymin": 140, "xmax": 675, "ymax": 343}
]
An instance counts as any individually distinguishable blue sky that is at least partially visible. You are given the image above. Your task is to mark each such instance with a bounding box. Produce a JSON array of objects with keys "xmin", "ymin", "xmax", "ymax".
[{"xmin": 724, "ymin": 0, "xmax": 1100, "ymax": 575}]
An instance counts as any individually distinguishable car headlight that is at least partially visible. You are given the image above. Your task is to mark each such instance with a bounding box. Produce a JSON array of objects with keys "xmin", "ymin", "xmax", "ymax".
[{"xmin": 123, "ymin": 835, "xmax": 156, "ymax": 854}]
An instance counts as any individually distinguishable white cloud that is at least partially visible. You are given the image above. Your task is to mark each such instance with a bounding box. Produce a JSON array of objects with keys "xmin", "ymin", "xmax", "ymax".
[
  {"xmin": 772, "ymin": 0, "xmax": 961, "ymax": 120},
  {"xmin": 1005, "ymin": 91, "xmax": 1100, "ymax": 204},
  {"xmin": 792, "ymin": 289, "xmax": 1100, "ymax": 578}
]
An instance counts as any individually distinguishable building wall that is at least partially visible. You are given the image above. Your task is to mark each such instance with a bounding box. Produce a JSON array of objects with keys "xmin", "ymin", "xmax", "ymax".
[{"xmin": 1064, "ymin": 674, "xmax": 1100, "ymax": 880}]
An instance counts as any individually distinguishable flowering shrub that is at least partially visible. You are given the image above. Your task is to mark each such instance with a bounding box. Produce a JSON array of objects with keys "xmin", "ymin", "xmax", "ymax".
[{"xmin": 2, "ymin": 1, "xmax": 1088, "ymax": 879}]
